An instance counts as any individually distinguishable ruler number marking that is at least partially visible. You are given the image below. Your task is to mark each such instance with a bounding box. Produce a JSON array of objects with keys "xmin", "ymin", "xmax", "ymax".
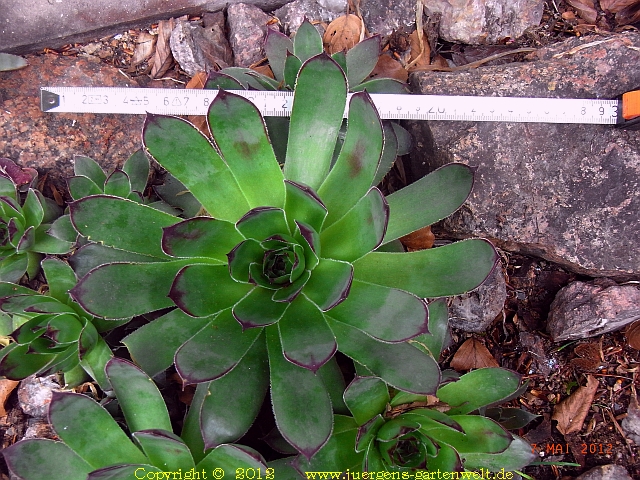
[{"xmin": 82, "ymin": 94, "xmax": 108, "ymax": 105}]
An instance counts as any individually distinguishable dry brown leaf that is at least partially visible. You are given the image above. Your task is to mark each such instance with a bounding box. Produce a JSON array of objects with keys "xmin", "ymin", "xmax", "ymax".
[
  {"xmin": 570, "ymin": 342, "xmax": 602, "ymax": 371},
  {"xmin": 625, "ymin": 320, "xmax": 640, "ymax": 349},
  {"xmin": 0, "ymin": 379, "xmax": 19, "ymax": 417},
  {"xmin": 407, "ymin": 29, "xmax": 430, "ymax": 72},
  {"xmin": 400, "ymin": 226, "xmax": 434, "ymax": 250},
  {"xmin": 600, "ymin": 0, "xmax": 639, "ymax": 14},
  {"xmin": 552, "ymin": 375, "xmax": 599, "ymax": 436},
  {"xmin": 323, "ymin": 14, "xmax": 364, "ymax": 54},
  {"xmin": 566, "ymin": 0, "xmax": 598, "ymax": 24},
  {"xmin": 369, "ymin": 54, "xmax": 408, "ymax": 83},
  {"xmin": 150, "ymin": 18, "xmax": 176, "ymax": 78},
  {"xmin": 131, "ymin": 31, "xmax": 156, "ymax": 67},
  {"xmin": 616, "ymin": 2, "xmax": 640, "ymax": 25},
  {"xmin": 185, "ymin": 71, "xmax": 209, "ymax": 135},
  {"xmin": 251, "ymin": 64, "xmax": 275, "ymax": 79},
  {"xmin": 450, "ymin": 338, "xmax": 499, "ymax": 372}
]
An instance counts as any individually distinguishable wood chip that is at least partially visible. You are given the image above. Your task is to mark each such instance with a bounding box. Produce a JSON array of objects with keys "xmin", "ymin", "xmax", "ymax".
[
  {"xmin": 131, "ymin": 31, "xmax": 156, "ymax": 67},
  {"xmin": 0, "ymin": 379, "xmax": 19, "ymax": 417}
]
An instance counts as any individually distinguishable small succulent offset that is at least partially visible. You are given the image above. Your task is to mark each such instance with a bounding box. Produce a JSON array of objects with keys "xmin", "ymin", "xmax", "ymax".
[
  {"xmin": 65, "ymin": 54, "xmax": 498, "ymax": 458},
  {"xmin": 0, "ymin": 257, "xmax": 123, "ymax": 390},
  {"xmin": 292, "ymin": 304, "xmax": 537, "ymax": 474},
  {"xmin": 2, "ymin": 358, "xmax": 269, "ymax": 480},
  {"xmin": 211, "ymin": 19, "xmax": 412, "ymax": 175},
  {"xmin": 0, "ymin": 159, "xmax": 73, "ymax": 282}
]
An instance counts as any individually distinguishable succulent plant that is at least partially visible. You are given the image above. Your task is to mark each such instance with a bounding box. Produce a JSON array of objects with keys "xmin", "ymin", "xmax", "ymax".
[
  {"xmin": 0, "ymin": 159, "xmax": 73, "ymax": 282},
  {"xmin": 64, "ymin": 53, "xmax": 497, "ymax": 459},
  {"xmin": 210, "ymin": 19, "xmax": 412, "ymax": 175},
  {"xmin": 0, "ymin": 257, "xmax": 124, "ymax": 390},
  {"xmin": 2, "ymin": 358, "xmax": 269, "ymax": 480},
  {"xmin": 290, "ymin": 302, "xmax": 537, "ymax": 475}
]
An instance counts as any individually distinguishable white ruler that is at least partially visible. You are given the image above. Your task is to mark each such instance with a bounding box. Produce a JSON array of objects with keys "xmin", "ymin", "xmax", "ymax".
[{"xmin": 41, "ymin": 87, "xmax": 621, "ymax": 125}]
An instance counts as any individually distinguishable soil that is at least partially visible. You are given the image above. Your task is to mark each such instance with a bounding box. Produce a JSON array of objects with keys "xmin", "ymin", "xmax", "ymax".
[{"xmin": 1, "ymin": 1, "xmax": 640, "ymax": 479}]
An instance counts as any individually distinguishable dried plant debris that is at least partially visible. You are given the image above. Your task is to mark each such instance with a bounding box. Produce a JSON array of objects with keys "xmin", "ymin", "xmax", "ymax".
[
  {"xmin": 552, "ymin": 374, "xmax": 599, "ymax": 436},
  {"xmin": 450, "ymin": 337, "xmax": 500, "ymax": 371}
]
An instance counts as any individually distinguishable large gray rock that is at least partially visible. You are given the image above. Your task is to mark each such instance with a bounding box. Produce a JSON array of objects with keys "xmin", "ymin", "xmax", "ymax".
[
  {"xmin": 422, "ymin": 0, "xmax": 545, "ymax": 44},
  {"xmin": 0, "ymin": 0, "xmax": 289, "ymax": 54},
  {"xmin": 408, "ymin": 33, "xmax": 640, "ymax": 279},
  {"xmin": 360, "ymin": 0, "xmax": 417, "ymax": 36},
  {"xmin": 547, "ymin": 280, "xmax": 640, "ymax": 341},
  {"xmin": 575, "ymin": 465, "xmax": 633, "ymax": 480},
  {"xmin": 274, "ymin": 0, "xmax": 346, "ymax": 35},
  {"xmin": 227, "ymin": 3, "xmax": 275, "ymax": 67}
]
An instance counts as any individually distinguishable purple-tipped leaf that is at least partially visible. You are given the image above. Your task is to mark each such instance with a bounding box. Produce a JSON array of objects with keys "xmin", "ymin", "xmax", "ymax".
[
  {"xmin": 277, "ymin": 295, "xmax": 336, "ymax": 372},
  {"xmin": 236, "ymin": 207, "xmax": 290, "ymax": 240},
  {"xmin": 301, "ymin": 258, "xmax": 352, "ymax": 311},
  {"xmin": 283, "ymin": 180, "xmax": 327, "ymax": 234},
  {"xmin": 233, "ymin": 287, "xmax": 290, "ymax": 328},
  {"xmin": 162, "ymin": 216, "xmax": 242, "ymax": 261}
]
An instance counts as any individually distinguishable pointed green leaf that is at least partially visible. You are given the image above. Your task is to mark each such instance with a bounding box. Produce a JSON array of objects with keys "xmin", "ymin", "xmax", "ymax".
[
  {"xmin": 171, "ymin": 264, "xmax": 253, "ymax": 318},
  {"xmin": 233, "ymin": 287, "xmax": 290, "ymax": 328},
  {"xmin": 331, "ymin": 50, "xmax": 347, "ymax": 73},
  {"xmin": 353, "ymin": 239, "xmax": 498, "ymax": 297},
  {"xmin": 284, "ymin": 52, "xmax": 303, "ymax": 89},
  {"xmin": 106, "ymin": 358, "xmax": 172, "ymax": 432},
  {"xmin": 70, "ymin": 260, "xmax": 192, "ymax": 318},
  {"xmin": 283, "ymin": 180, "xmax": 327, "ymax": 234},
  {"xmin": 218, "ymin": 67, "xmax": 270, "ymax": 90},
  {"xmin": 302, "ymin": 258, "xmax": 352, "ymax": 311},
  {"xmin": 206, "ymin": 70, "xmax": 245, "ymax": 89},
  {"xmin": 427, "ymin": 415, "xmax": 512, "ymax": 455},
  {"xmin": 356, "ymin": 414, "xmax": 385, "ymax": 453},
  {"xmin": 47, "ymin": 214, "xmax": 78, "ymax": 243},
  {"xmin": 293, "ymin": 20, "xmax": 323, "ymax": 63},
  {"xmin": 22, "ymin": 189, "xmax": 44, "ymax": 228},
  {"xmin": 123, "ymin": 309, "xmax": 210, "ymax": 377},
  {"xmin": 376, "ymin": 416, "xmax": 420, "ymax": 442},
  {"xmin": 33, "ymin": 225, "xmax": 73, "ymax": 254},
  {"xmin": 0, "ymin": 253, "xmax": 28, "ymax": 283},
  {"xmin": 391, "ymin": 122, "xmax": 412, "ymax": 156},
  {"xmin": 372, "ymin": 121, "xmax": 398, "ymax": 186},
  {"xmin": 426, "ymin": 441, "xmax": 462, "ymax": 472},
  {"xmin": 284, "ymin": 54, "xmax": 347, "ymax": 190},
  {"xmin": 410, "ymin": 298, "xmax": 451, "ymax": 359},
  {"xmin": 69, "ymin": 243, "xmax": 158, "ymax": 278},
  {"xmin": 162, "ymin": 217, "xmax": 242, "ymax": 261},
  {"xmin": 3, "ymin": 439, "xmax": 93, "ymax": 480},
  {"xmin": 79, "ymin": 336, "xmax": 113, "ymax": 390},
  {"xmin": 461, "ymin": 435, "xmax": 536, "ymax": 471},
  {"xmin": 208, "ymin": 91, "xmax": 285, "ymax": 208},
  {"xmin": 123, "ymin": 149, "xmax": 150, "ymax": 194},
  {"xmin": 197, "ymin": 445, "xmax": 267, "ymax": 476},
  {"xmin": 278, "ymin": 295, "xmax": 336, "ymax": 372},
  {"xmin": 328, "ymin": 279, "xmax": 428, "ymax": 342},
  {"xmin": 16, "ymin": 226, "xmax": 35, "ymax": 253},
  {"xmin": 133, "ymin": 430, "xmax": 195, "ymax": 470},
  {"xmin": 326, "ymin": 316, "xmax": 440, "ymax": 394},
  {"xmin": 383, "ymin": 163, "xmax": 474, "ymax": 244},
  {"xmin": 88, "ymin": 465, "xmax": 162, "ymax": 480},
  {"xmin": 69, "ymin": 195, "xmax": 179, "ymax": 258},
  {"xmin": 153, "ymin": 173, "xmax": 202, "ymax": 218},
  {"xmin": 266, "ymin": 325, "xmax": 333, "ymax": 459},
  {"xmin": 236, "ymin": 207, "xmax": 290, "ymax": 240},
  {"xmin": 181, "ymin": 381, "xmax": 209, "ymax": 463},
  {"xmin": 320, "ymin": 188, "xmax": 388, "ymax": 262},
  {"xmin": 49, "ymin": 392, "xmax": 147, "ymax": 468},
  {"xmin": 200, "ymin": 334, "xmax": 269, "ymax": 447},
  {"xmin": 41, "ymin": 257, "xmax": 76, "ymax": 304},
  {"xmin": 318, "ymin": 92, "xmax": 383, "ymax": 227},
  {"xmin": 265, "ymin": 29, "xmax": 294, "ymax": 82},
  {"xmin": 437, "ymin": 368, "xmax": 522, "ymax": 415},
  {"xmin": 294, "ymin": 415, "xmax": 364, "ymax": 472},
  {"xmin": 227, "ymin": 238, "xmax": 265, "ymax": 284},
  {"xmin": 351, "ymin": 78, "xmax": 409, "ymax": 94},
  {"xmin": 344, "ymin": 376, "xmax": 389, "ymax": 426},
  {"xmin": 143, "ymin": 114, "xmax": 250, "ymax": 222},
  {"xmin": 485, "ymin": 407, "xmax": 540, "ymax": 430},
  {"xmin": 175, "ymin": 309, "xmax": 262, "ymax": 384},
  {"xmin": 68, "ymin": 176, "xmax": 102, "ymax": 199},
  {"xmin": 346, "ymin": 36, "xmax": 381, "ymax": 87},
  {"xmin": 74, "ymin": 156, "xmax": 107, "ymax": 186},
  {"xmin": 316, "ymin": 357, "xmax": 348, "ymax": 414},
  {"xmin": 0, "ymin": 343, "xmax": 54, "ymax": 379},
  {"xmin": 103, "ymin": 170, "xmax": 132, "ymax": 197}
]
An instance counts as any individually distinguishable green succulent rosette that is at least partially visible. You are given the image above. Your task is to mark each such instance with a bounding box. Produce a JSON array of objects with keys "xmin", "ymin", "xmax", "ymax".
[
  {"xmin": 66, "ymin": 53, "xmax": 497, "ymax": 459},
  {"xmin": 2, "ymin": 358, "xmax": 268, "ymax": 480}
]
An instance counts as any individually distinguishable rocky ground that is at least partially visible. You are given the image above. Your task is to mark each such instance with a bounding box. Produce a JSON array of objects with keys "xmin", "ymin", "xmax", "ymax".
[{"xmin": 1, "ymin": 1, "xmax": 640, "ymax": 479}]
